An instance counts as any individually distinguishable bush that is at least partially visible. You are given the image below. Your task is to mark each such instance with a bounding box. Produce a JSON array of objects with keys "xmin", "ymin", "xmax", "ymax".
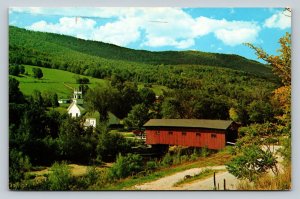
[
  {"xmin": 108, "ymin": 153, "xmax": 143, "ymax": 180},
  {"xmin": 32, "ymin": 68, "xmax": 43, "ymax": 79},
  {"xmin": 160, "ymin": 153, "xmax": 173, "ymax": 167},
  {"xmin": 9, "ymin": 149, "xmax": 31, "ymax": 186},
  {"xmin": 226, "ymin": 145, "xmax": 277, "ymax": 182},
  {"xmin": 146, "ymin": 160, "xmax": 158, "ymax": 172},
  {"xmin": 200, "ymin": 147, "xmax": 210, "ymax": 157},
  {"xmin": 85, "ymin": 166, "xmax": 99, "ymax": 185},
  {"xmin": 48, "ymin": 162, "xmax": 72, "ymax": 191}
]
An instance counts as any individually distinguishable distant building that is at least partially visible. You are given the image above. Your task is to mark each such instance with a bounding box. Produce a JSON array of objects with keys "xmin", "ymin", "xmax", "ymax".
[
  {"xmin": 143, "ymin": 119, "xmax": 238, "ymax": 150},
  {"xmin": 84, "ymin": 118, "xmax": 96, "ymax": 128},
  {"xmin": 67, "ymin": 101, "xmax": 86, "ymax": 118},
  {"xmin": 67, "ymin": 89, "xmax": 96, "ymax": 128},
  {"xmin": 58, "ymin": 99, "xmax": 71, "ymax": 104}
]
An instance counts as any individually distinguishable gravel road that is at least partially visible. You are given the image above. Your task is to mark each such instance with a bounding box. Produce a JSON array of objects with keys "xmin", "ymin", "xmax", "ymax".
[{"xmin": 133, "ymin": 165, "xmax": 239, "ymax": 190}]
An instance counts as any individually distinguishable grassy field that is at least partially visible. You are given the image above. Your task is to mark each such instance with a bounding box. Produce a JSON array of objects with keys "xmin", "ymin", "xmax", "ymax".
[{"xmin": 11, "ymin": 65, "xmax": 168, "ymax": 98}]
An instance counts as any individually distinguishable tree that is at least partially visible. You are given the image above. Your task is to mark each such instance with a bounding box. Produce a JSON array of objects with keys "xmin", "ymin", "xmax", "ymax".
[
  {"xmin": 85, "ymin": 84, "xmax": 117, "ymax": 122},
  {"xmin": 9, "ymin": 65, "xmax": 20, "ymax": 76},
  {"xmin": 32, "ymin": 68, "xmax": 43, "ymax": 79},
  {"xmin": 96, "ymin": 131, "xmax": 130, "ymax": 161},
  {"xmin": 161, "ymin": 98, "xmax": 181, "ymax": 119},
  {"xmin": 139, "ymin": 87, "xmax": 156, "ymax": 107},
  {"xmin": 51, "ymin": 93, "xmax": 59, "ymax": 107},
  {"xmin": 226, "ymin": 145, "xmax": 277, "ymax": 182},
  {"xmin": 9, "ymin": 149, "xmax": 31, "ymax": 187},
  {"xmin": 48, "ymin": 162, "xmax": 72, "ymax": 191},
  {"xmin": 111, "ymin": 74, "xmax": 125, "ymax": 91},
  {"xmin": 19, "ymin": 65, "xmax": 25, "ymax": 74},
  {"xmin": 108, "ymin": 153, "xmax": 143, "ymax": 180},
  {"xmin": 110, "ymin": 82, "xmax": 141, "ymax": 119},
  {"xmin": 124, "ymin": 104, "xmax": 150, "ymax": 130},
  {"xmin": 246, "ymin": 32, "xmax": 291, "ymax": 86},
  {"xmin": 247, "ymin": 100, "xmax": 274, "ymax": 123},
  {"xmin": 9, "ymin": 77, "xmax": 24, "ymax": 104}
]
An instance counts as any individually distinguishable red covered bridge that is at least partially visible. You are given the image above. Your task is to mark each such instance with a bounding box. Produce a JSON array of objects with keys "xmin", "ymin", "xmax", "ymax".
[{"xmin": 143, "ymin": 119, "xmax": 238, "ymax": 150}]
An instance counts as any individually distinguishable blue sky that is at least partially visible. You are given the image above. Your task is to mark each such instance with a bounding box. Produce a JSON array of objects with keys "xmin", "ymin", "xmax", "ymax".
[{"xmin": 9, "ymin": 7, "xmax": 291, "ymax": 62}]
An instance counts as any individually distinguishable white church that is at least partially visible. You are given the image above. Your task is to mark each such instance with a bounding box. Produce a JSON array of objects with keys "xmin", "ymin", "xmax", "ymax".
[{"xmin": 67, "ymin": 89, "xmax": 96, "ymax": 128}]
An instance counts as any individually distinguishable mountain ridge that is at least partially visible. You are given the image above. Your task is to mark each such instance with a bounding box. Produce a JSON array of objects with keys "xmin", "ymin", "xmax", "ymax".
[{"xmin": 9, "ymin": 26, "xmax": 273, "ymax": 79}]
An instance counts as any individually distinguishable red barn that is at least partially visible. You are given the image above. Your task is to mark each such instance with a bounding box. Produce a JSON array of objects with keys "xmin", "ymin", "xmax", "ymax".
[{"xmin": 144, "ymin": 119, "xmax": 238, "ymax": 150}]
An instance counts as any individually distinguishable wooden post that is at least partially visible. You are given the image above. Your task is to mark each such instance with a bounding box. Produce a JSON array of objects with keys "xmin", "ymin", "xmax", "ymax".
[
  {"xmin": 218, "ymin": 183, "xmax": 219, "ymax": 190},
  {"xmin": 213, "ymin": 172, "xmax": 216, "ymax": 190},
  {"xmin": 223, "ymin": 179, "xmax": 226, "ymax": 190}
]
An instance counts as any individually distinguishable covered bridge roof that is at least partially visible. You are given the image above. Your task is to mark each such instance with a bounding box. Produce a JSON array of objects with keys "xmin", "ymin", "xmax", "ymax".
[{"xmin": 143, "ymin": 119, "xmax": 233, "ymax": 130}]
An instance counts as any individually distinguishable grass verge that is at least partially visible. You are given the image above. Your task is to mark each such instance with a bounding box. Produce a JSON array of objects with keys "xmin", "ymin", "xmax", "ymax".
[{"xmin": 103, "ymin": 150, "xmax": 233, "ymax": 190}]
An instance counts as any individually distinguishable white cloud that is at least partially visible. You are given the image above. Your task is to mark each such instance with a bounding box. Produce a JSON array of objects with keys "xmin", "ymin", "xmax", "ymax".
[
  {"xmin": 23, "ymin": 8, "xmax": 262, "ymax": 48},
  {"xmin": 193, "ymin": 17, "xmax": 260, "ymax": 46},
  {"xmin": 215, "ymin": 28, "xmax": 259, "ymax": 46},
  {"xmin": 26, "ymin": 17, "xmax": 97, "ymax": 40},
  {"xmin": 92, "ymin": 18, "xmax": 141, "ymax": 46},
  {"xmin": 264, "ymin": 11, "xmax": 291, "ymax": 29}
]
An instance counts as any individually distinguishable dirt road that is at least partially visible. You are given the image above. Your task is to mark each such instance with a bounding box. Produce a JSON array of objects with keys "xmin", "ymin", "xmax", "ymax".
[{"xmin": 133, "ymin": 165, "xmax": 240, "ymax": 190}]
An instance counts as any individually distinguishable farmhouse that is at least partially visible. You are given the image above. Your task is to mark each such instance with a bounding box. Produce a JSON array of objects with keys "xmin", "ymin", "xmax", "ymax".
[{"xmin": 144, "ymin": 119, "xmax": 238, "ymax": 150}]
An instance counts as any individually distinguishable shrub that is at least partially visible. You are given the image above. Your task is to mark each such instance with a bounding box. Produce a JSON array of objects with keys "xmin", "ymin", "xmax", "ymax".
[
  {"xmin": 48, "ymin": 162, "xmax": 72, "ymax": 191},
  {"xmin": 108, "ymin": 153, "xmax": 143, "ymax": 180},
  {"xmin": 200, "ymin": 147, "xmax": 210, "ymax": 157},
  {"xmin": 32, "ymin": 68, "xmax": 43, "ymax": 79},
  {"xmin": 226, "ymin": 145, "xmax": 277, "ymax": 182},
  {"xmin": 146, "ymin": 160, "xmax": 158, "ymax": 172},
  {"xmin": 9, "ymin": 149, "xmax": 31, "ymax": 186},
  {"xmin": 85, "ymin": 166, "xmax": 99, "ymax": 185},
  {"xmin": 160, "ymin": 153, "xmax": 173, "ymax": 167}
]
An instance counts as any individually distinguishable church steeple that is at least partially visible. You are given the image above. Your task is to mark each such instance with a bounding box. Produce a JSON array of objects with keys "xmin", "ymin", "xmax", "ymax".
[{"xmin": 73, "ymin": 88, "xmax": 83, "ymax": 105}]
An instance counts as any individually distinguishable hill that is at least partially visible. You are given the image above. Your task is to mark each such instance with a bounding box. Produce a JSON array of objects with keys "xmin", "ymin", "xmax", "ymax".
[
  {"xmin": 9, "ymin": 26, "xmax": 273, "ymax": 78},
  {"xmin": 10, "ymin": 65, "xmax": 168, "ymax": 98}
]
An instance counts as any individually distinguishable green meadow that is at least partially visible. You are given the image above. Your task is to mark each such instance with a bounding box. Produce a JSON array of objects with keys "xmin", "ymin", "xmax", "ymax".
[{"xmin": 11, "ymin": 65, "xmax": 168, "ymax": 98}]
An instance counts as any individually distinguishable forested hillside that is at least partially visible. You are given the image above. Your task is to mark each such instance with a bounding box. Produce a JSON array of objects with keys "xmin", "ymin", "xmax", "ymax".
[{"xmin": 9, "ymin": 26, "xmax": 273, "ymax": 78}]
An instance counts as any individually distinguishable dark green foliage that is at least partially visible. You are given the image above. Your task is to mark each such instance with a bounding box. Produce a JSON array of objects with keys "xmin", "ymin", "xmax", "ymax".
[
  {"xmin": 48, "ymin": 162, "xmax": 72, "ymax": 191},
  {"xmin": 32, "ymin": 67, "xmax": 43, "ymax": 79},
  {"xmin": 9, "ymin": 64, "xmax": 20, "ymax": 76},
  {"xmin": 160, "ymin": 153, "xmax": 173, "ymax": 167},
  {"xmin": 42, "ymin": 91, "xmax": 59, "ymax": 107},
  {"xmin": 124, "ymin": 104, "xmax": 150, "ymax": 130},
  {"xmin": 84, "ymin": 166, "xmax": 100, "ymax": 185},
  {"xmin": 76, "ymin": 77, "xmax": 90, "ymax": 84},
  {"xmin": 146, "ymin": 160, "xmax": 158, "ymax": 172},
  {"xmin": 19, "ymin": 65, "xmax": 25, "ymax": 74},
  {"xmin": 9, "ymin": 149, "xmax": 31, "ymax": 185},
  {"xmin": 111, "ymin": 74, "xmax": 125, "ymax": 91},
  {"xmin": 96, "ymin": 131, "xmax": 130, "ymax": 162},
  {"xmin": 226, "ymin": 145, "xmax": 277, "ymax": 182},
  {"xmin": 58, "ymin": 117, "xmax": 96, "ymax": 163},
  {"xmin": 9, "ymin": 77, "xmax": 24, "ymax": 103},
  {"xmin": 161, "ymin": 98, "xmax": 181, "ymax": 119},
  {"xmin": 108, "ymin": 153, "xmax": 143, "ymax": 180},
  {"xmin": 139, "ymin": 87, "xmax": 156, "ymax": 107},
  {"xmin": 110, "ymin": 81, "xmax": 141, "ymax": 119},
  {"xmin": 247, "ymin": 100, "xmax": 274, "ymax": 123},
  {"xmin": 85, "ymin": 84, "xmax": 118, "ymax": 121}
]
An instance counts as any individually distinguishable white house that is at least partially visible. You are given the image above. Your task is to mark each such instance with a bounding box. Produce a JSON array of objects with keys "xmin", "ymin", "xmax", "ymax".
[{"xmin": 84, "ymin": 118, "xmax": 96, "ymax": 128}]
